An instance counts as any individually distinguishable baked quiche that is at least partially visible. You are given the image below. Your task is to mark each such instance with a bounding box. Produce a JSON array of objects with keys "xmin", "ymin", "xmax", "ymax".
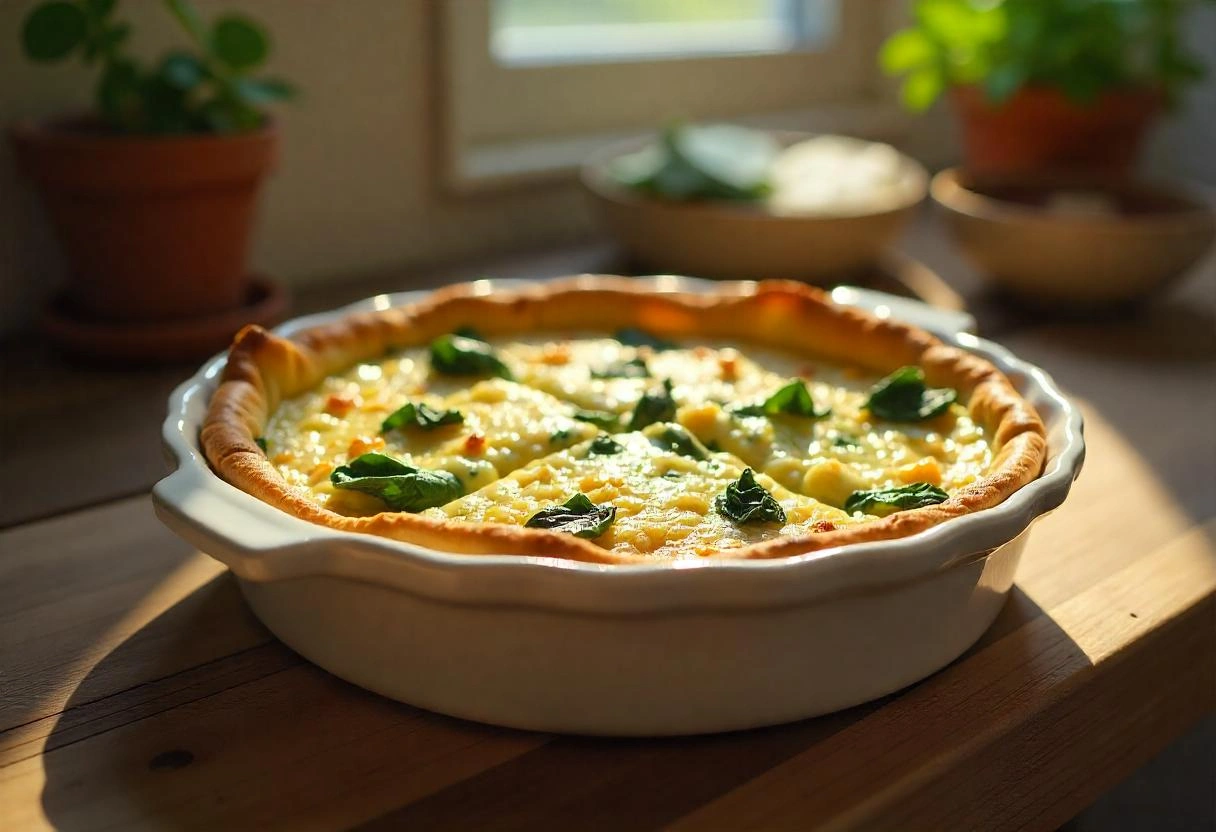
[{"xmin": 202, "ymin": 277, "xmax": 1046, "ymax": 564}]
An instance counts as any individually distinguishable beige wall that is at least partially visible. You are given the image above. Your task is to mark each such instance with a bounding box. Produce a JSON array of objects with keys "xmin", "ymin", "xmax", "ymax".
[{"xmin": 0, "ymin": 0, "xmax": 591, "ymax": 335}]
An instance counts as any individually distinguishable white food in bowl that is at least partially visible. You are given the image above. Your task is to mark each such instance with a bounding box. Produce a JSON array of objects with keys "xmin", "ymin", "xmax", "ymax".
[{"xmin": 768, "ymin": 135, "xmax": 927, "ymax": 216}]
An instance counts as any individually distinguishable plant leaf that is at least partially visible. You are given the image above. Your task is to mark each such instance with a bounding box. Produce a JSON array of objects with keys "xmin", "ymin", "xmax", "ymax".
[
  {"xmin": 984, "ymin": 62, "xmax": 1027, "ymax": 104},
  {"xmin": 879, "ymin": 29, "xmax": 936, "ymax": 74},
  {"xmin": 586, "ymin": 435, "xmax": 625, "ymax": 456},
  {"xmin": 159, "ymin": 51, "xmax": 207, "ymax": 90},
  {"xmin": 627, "ymin": 379, "xmax": 676, "ymax": 431},
  {"xmin": 22, "ymin": 2, "xmax": 88, "ymax": 61},
  {"xmin": 85, "ymin": 0, "xmax": 117, "ymax": 19},
  {"xmin": 864, "ymin": 367, "xmax": 956, "ymax": 422},
  {"xmin": 902, "ymin": 67, "xmax": 946, "ymax": 112},
  {"xmin": 429, "ymin": 333, "xmax": 513, "ymax": 380},
  {"xmin": 234, "ymin": 76, "xmax": 295, "ymax": 105},
  {"xmin": 590, "ymin": 356, "xmax": 650, "ymax": 379},
  {"xmin": 844, "ymin": 482, "xmax": 949, "ymax": 516},
  {"xmin": 454, "ymin": 325, "xmax": 485, "ymax": 340},
  {"xmin": 614, "ymin": 328, "xmax": 677, "ymax": 351},
  {"xmin": 524, "ymin": 493, "xmax": 616, "ymax": 539},
  {"xmin": 645, "ymin": 423, "xmax": 710, "ymax": 460},
  {"xmin": 211, "ymin": 14, "xmax": 269, "ymax": 71},
  {"xmin": 715, "ymin": 468, "xmax": 786, "ymax": 525},
  {"xmin": 616, "ymin": 122, "xmax": 777, "ymax": 202},
  {"xmin": 330, "ymin": 452, "xmax": 463, "ymax": 512},
  {"xmin": 96, "ymin": 58, "xmax": 144, "ymax": 132},
  {"xmin": 832, "ymin": 434, "xmax": 861, "ymax": 450},
  {"xmin": 669, "ymin": 123, "xmax": 778, "ymax": 198},
  {"xmin": 732, "ymin": 379, "xmax": 829, "ymax": 420},
  {"xmin": 381, "ymin": 401, "xmax": 464, "ymax": 432},
  {"xmin": 164, "ymin": 0, "xmax": 208, "ymax": 46},
  {"xmin": 572, "ymin": 409, "xmax": 621, "ymax": 430}
]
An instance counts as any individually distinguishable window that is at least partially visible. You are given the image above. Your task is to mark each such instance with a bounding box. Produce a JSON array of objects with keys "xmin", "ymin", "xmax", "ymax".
[
  {"xmin": 491, "ymin": 0, "xmax": 840, "ymax": 66},
  {"xmin": 438, "ymin": 1, "xmax": 905, "ymax": 190}
]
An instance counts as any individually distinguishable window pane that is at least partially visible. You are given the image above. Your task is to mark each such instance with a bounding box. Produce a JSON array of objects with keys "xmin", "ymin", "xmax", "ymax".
[{"xmin": 491, "ymin": 0, "xmax": 840, "ymax": 66}]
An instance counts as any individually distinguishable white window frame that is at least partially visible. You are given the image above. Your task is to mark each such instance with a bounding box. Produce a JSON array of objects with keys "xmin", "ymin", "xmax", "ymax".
[{"xmin": 437, "ymin": 1, "xmax": 910, "ymax": 192}]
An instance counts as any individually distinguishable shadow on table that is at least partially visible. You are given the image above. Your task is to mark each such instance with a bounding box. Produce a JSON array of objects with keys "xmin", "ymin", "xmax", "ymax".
[
  {"xmin": 1001, "ymin": 281, "xmax": 1215, "ymax": 527},
  {"xmin": 974, "ymin": 282, "xmax": 1216, "ymax": 363},
  {"xmin": 37, "ymin": 571, "xmax": 1086, "ymax": 830}
]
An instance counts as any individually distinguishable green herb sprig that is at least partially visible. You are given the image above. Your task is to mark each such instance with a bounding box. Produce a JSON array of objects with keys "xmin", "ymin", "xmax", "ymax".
[
  {"xmin": 330, "ymin": 453, "xmax": 462, "ymax": 512},
  {"xmin": 524, "ymin": 493, "xmax": 616, "ymax": 539},
  {"xmin": 646, "ymin": 424, "xmax": 711, "ymax": 460},
  {"xmin": 844, "ymin": 482, "xmax": 949, "ymax": 516},
  {"xmin": 864, "ymin": 367, "xmax": 956, "ymax": 423},
  {"xmin": 572, "ymin": 409, "xmax": 621, "ymax": 430},
  {"xmin": 733, "ymin": 380, "xmax": 830, "ymax": 420},
  {"xmin": 586, "ymin": 435, "xmax": 625, "ymax": 457},
  {"xmin": 715, "ymin": 468, "xmax": 786, "ymax": 525},
  {"xmin": 429, "ymin": 333, "xmax": 513, "ymax": 380},
  {"xmin": 20, "ymin": 0, "xmax": 294, "ymax": 134},
  {"xmin": 610, "ymin": 123, "xmax": 778, "ymax": 202},
  {"xmin": 381, "ymin": 402, "xmax": 463, "ymax": 433},
  {"xmin": 628, "ymin": 379, "xmax": 677, "ymax": 431},
  {"xmin": 591, "ymin": 357, "xmax": 651, "ymax": 379},
  {"xmin": 879, "ymin": 0, "xmax": 1210, "ymax": 111},
  {"xmin": 614, "ymin": 328, "xmax": 678, "ymax": 352}
]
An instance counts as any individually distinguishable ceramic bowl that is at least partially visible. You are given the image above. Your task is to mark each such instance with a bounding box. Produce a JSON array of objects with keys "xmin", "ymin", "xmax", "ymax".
[
  {"xmin": 153, "ymin": 277, "xmax": 1083, "ymax": 736},
  {"xmin": 932, "ymin": 167, "xmax": 1216, "ymax": 307},
  {"xmin": 581, "ymin": 133, "xmax": 928, "ymax": 281}
]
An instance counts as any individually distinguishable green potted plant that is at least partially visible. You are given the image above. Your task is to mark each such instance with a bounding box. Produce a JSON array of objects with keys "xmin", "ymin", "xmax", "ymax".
[
  {"xmin": 10, "ymin": 0, "xmax": 293, "ymax": 334},
  {"xmin": 879, "ymin": 0, "xmax": 1210, "ymax": 175}
]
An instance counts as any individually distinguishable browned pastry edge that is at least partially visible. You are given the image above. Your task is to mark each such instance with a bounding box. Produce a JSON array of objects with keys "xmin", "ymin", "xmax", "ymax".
[{"xmin": 201, "ymin": 276, "xmax": 1047, "ymax": 565}]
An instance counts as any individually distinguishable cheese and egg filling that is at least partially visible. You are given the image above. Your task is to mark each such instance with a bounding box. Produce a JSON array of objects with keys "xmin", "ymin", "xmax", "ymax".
[
  {"xmin": 260, "ymin": 331, "xmax": 995, "ymax": 556},
  {"xmin": 426, "ymin": 428, "xmax": 865, "ymax": 560}
]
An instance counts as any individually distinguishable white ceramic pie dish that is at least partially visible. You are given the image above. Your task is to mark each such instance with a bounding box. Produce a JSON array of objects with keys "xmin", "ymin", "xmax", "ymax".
[{"xmin": 153, "ymin": 277, "xmax": 1084, "ymax": 736}]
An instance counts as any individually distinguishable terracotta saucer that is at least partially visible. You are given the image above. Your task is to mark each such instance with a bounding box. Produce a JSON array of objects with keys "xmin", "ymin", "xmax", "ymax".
[{"xmin": 42, "ymin": 275, "xmax": 289, "ymax": 365}]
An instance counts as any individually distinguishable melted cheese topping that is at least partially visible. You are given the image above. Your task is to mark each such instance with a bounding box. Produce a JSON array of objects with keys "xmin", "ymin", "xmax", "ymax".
[
  {"xmin": 506, "ymin": 338, "xmax": 776, "ymax": 414},
  {"xmin": 677, "ymin": 369, "xmax": 990, "ymax": 505},
  {"xmin": 262, "ymin": 333, "xmax": 997, "ymax": 557},
  {"xmin": 426, "ymin": 429, "xmax": 864, "ymax": 560},
  {"xmin": 263, "ymin": 354, "xmax": 597, "ymax": 516}
]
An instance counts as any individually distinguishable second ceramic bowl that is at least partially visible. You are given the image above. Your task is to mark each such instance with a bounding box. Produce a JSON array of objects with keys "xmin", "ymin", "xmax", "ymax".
[
  {"xmin": 582, "ymin": 132, "xmax": 928, "ymax": 282},
  {"xmin": 932, "ymin": 167, "xmax": 1216, "ymax": 307}
]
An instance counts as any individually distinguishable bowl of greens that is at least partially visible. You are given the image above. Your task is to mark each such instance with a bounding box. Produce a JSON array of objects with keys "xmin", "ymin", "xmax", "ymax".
[{"xmin": 582, "ymin": 124, "xmax": 928, "ymax": 281}]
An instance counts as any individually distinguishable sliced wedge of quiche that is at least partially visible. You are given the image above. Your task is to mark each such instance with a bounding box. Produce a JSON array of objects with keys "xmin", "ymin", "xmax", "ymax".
[
  {"xmin": 426, "ymin": 426, "xmax": 863, "ymax": 560},
  {"xmin": 203, "ymin": 278, "xmax": 1046, "ymax": 564}
]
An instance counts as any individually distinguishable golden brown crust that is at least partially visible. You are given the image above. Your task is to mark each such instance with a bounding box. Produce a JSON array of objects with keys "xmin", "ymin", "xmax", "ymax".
[{"xmin": 201, "ymin": 276, "xmax": 1047, "ymax": 564}]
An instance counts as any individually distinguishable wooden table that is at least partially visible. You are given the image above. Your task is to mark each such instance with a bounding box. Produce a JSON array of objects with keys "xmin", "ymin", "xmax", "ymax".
[{"xmin": 2, "ymin": 229, "xmax": 1214, "ymax": 831}]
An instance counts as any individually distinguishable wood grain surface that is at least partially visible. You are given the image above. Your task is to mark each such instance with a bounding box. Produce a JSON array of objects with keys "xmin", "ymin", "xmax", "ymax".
[{"xmin": 1, "ymin": 228, "xmax": 1213, "ymax": 831}]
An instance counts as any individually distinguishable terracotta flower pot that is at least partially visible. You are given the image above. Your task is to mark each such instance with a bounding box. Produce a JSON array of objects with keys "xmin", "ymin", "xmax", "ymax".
[
  {"xmin": 951, "ymin": 85, "xmax": 1161, "ymax": 177},
  {"xmin": 9, "ymin": 118, "xmax": 277, "ymax": 323}
]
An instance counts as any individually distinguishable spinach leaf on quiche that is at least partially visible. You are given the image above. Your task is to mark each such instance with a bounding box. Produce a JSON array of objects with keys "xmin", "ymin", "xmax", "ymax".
[
  {"xmin": 615, "ymin": 328, "xmax": 677, "ymax": 352},
  {"xmin": 865, "ymin": 367, "xmax": 956, "ymax": 422},
  {"xmin": 524, "ymin": 493, "xmax": 616, "ymax": 539},
  {"xmin": 381, "ymin": 401, "xmax": 464, "ymax": 432},
  {"xmin": 647, "ymin": 423, "xmax": 711, "ymax": 460},
  {"xmin": 572, "ymin": 409, "xmax": 621, "ymax": 430},
  {"xmin": 628, "ymin": 379, "xmax": 676, "ymax": 430},
  {"xmin": 732, "ymin": 379, "xmax": 829, "ymax": 420},
  {"xmin": 590, "ymin": 357, "xmax": 651, "ymax": 379},
  {"xmin": 330, "ymin": 453, "xmax": 463, "ymax": 512},
  {"xmin": 586, "ymin": 435, "xmax": 625, "ymax": 456},
  {"xmin": 716, "ymin": 468, "xmax": 786, "ymax": 525},
  {"xmin": 430, "ymin": 333, "xmax": 513, "ymax": 380},
  {"xmin": 844, "ymin": 482, "xmax": 949, "ymax": 516}
]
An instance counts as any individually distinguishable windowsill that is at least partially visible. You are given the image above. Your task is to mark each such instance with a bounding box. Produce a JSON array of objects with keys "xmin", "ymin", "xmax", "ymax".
[{"xmin": 449, "ymin": 100, "xmax": 916, "ymax": 193}]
